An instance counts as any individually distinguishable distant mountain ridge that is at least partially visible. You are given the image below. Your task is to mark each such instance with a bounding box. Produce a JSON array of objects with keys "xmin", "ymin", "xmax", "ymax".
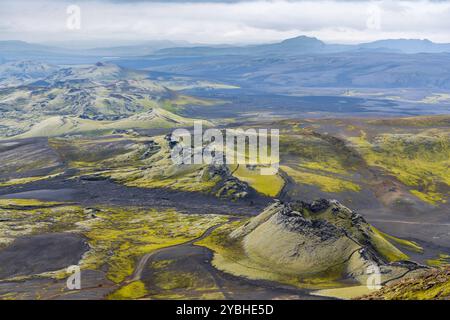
[
  {"xmin": 359, "ymin": 39, "xmax": 450, "ymax": 54},
  {"xmin": 154, "ymin": 36, "xmax": 450, "ymax": 57},
  {"xmin": 3, "ymin": 36, "xmax": 450, "ymax": 64},
  {"xmin": 3, "ymin": 36, "xmax": 450, "ymax": 93},
  {"xmin": 0, "ymin": 40, "xmax": 181, "ymax": 64}
]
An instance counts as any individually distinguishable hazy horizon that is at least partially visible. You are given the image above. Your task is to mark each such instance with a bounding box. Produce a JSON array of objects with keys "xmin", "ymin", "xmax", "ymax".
[{"xmin": 2, "ymin": 0, "xmax": 450, "ymax": 46}]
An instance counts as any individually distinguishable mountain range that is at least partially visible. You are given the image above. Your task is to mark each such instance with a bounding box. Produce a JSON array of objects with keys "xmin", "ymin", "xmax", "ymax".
[{"xmin": 3, "ymin": 36, "xmax": 450, "ymax": 63}]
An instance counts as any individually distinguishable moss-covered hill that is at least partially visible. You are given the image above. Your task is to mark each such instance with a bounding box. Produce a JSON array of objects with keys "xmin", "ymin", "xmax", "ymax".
[
  {"xmin": 197, "ymin": 199, "xmax": 426, "ymax": 290},
  {"xmin": 0, "ymin": 63, "xmax": 217, "ymax": 138}
]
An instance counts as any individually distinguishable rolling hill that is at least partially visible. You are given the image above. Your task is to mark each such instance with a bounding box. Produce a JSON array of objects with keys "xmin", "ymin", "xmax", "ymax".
[
  {"xmin": 0, "ymin": 61, "xmax": 57, "ymax": 87},
  {"xmin": 0, "ymin": 62, "xmax": 215, "ymax": 138},
  {"xmin": 197, "ymin": 199, "xmax": 427, "ymax": 294}
]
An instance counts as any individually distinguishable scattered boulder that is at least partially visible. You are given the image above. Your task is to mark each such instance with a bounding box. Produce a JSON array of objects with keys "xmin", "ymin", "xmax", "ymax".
[
  {"xmin": 208, "ymin": 165, "xmax": 249, "ymax": 200},
  {"xmin": 79, "ymin": 175, "xmax": 108, "ymax": 182}
]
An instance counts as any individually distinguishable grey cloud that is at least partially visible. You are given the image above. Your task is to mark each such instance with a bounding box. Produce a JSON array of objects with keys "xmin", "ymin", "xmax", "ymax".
[{"xmin": 2, "ymin": 0, "xmax": 450, "ymax": 44}]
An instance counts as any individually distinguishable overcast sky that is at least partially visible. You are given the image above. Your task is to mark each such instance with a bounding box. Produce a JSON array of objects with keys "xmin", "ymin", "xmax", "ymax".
[{"xmin": 1, "ymin": 0, "xmax": 450, "ymax": 46}]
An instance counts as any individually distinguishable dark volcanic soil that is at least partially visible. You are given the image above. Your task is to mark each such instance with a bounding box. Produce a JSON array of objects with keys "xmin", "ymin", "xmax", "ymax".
[
  {"xmin": 0, "ymin": 270, "xmax": 116, "ymax": 300},
  {"xmin": 0, "ymin": 175, "xmax": 270, "ymax": 216},
  {"xmin": 0, "ymin": 233, "xmax": 89, "ymax": 279}
]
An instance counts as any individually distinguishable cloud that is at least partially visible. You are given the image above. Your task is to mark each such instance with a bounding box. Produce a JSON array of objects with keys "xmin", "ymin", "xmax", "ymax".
[{"xmin": 1, "ymin": 0, "xmax": 450, "ymax": 44}]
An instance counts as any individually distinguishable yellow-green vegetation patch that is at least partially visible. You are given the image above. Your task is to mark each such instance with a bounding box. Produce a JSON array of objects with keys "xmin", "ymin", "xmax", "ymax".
[
  {"xmin": 299, "ymin": 159, "xmax": 350, "ymax": 176},
  {"xmin": 154, "ymin": 271, "xmax": 192, "ymax": 291},
  {"xmin": 280, "ymin": 133, "xmax": 361, "ymax": 176},
  {"xmin": 358, "ymin": 267, "xmax": 450, "ymax": 300},
  {"xmin": 50, "ymin": 135, "xmax": 235, "ymax": 196},
  {"xmin": 14, "ymin": 107, "xmax": 199, "ymax": 139},
  {"xmin": 161, "ymin": 94, "xmax": 219, "ymax": 114},
  {"xmin": 49, "ymin": 136, "xmax": 148, "ymax": 172},
  {"xmin": 0, "ymin": 198, "xmax": 63, "ymax": 208},
  {"xmin": 281, "ymin": 166, "xmax": 360, "ymax": 193},
  {"xmin": 196, "ymin": 220, "xmax": 344, "ymax": 290},
  {"xmin": 348, "ymin": 130, "xmax": 450, "ymax": 205},
  {"xmin": 103, "ymin": 136, "xmax": 221, "ymax": 194},
  {"xmin": 410, "ymin": 190, "xmax": 446, "ymax": 205},
  {"xmin": 154, "ymin": 271, "xmax": 200, "ymax": 291},
  {"xmin": 0, "ymin": 293, "xmax": 20, "ymax": 300},
  {"xmin": 150, "ymin": 270, "xmax": 226, "ymax": 300},
  {"xmin": 0, "ymin": 201, "xmax": 85, "ymax": 247},
  {"xmin": 0, "ymin": 197, "xmax": 227, "ymax": 285},
  {"xmin": 369, "ymin": 227, "xmax": 410, "ymax": 262},
  {"xmin": 81, "ymin": 207, "xmax": 228, "ymax": 283},
  {"xmin": 125, "ymin": 164, "xmax": 219, "ymax": 193},
  {"xmin": 197, "ymin": 201, "xmax": 414, "ymax": 292},
  {"xmin": 0, "ymin": 172, "xmax": 63, "ymax": 187},
  {"xmin": 146, "ymin": 259, "xmax": 226, "ymax": 299},
  {"xmin": 427, "ymin": 254, "xmax": 450, "ymax": 267},
  {"xmin": 230, "ymin": 164, "xmax": 284, "ymax": 197},
  {"xmin": 51, "ymin": 135, "xmax": 217, "ymax": 195},
  {"xmin": 108, "ymin": 281, "xmax": 147, "ymax": 300},
  {"xmin": 278, "ymin": 132, "xmax": 364, "ymax": 193},
  {"xmin": 371, "ymin": 227, "xmax": 423, "ymax": 255},
  {"xmin": 368, "ymin": 115, "xmax": 450, "ymax": 127},
  {"xmin": 313, "ymin": 285, "xmax": 376, "ymax": 300}
]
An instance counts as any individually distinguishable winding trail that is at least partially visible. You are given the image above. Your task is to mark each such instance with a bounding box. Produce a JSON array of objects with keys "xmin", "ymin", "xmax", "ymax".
[
  {"xmin": 277, "ymin": 169, "xmax": 293, "ymax": 202},
  {"xmin": 128, "ymin": 221, "xmax": 229, "ymax": 283},
  {"xmin": 125, "ymin": 217, "xmax": 327, "ymax": 300}
]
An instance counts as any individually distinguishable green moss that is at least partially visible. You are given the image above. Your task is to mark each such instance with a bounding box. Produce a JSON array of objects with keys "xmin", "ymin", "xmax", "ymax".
[
  {"xmin": 160, "ymin": 95, "xmax": 219, "ymax": 114},
  {"xmin": 372, "ymin": 227, "xmax": 423, "ymax": 254},
  {"xmin": 196, "ymin": 220, "xmax": 344, "ymax": 290},
  {"xmin": 359, "ymin": 267, "xmax": 450, "ymax": 300},
  {"xmin": 199, "ymin": 292, "xmax": 226, "ymax": 299},
  {"xmin": 108, "ymin": 281, "xmax": 148, "ymax": 300},
  {"xmin": 0, "ymin": 200, "xmax": 227, "ymax": 287},
  {"xmin": 299, "ymin": 160, "xmax": 349, "ymax": 175},
  {"xmin": 281, "ymin": 165, "xmax": 360, "ymax": 193},
  {"xmin": 313, "ymin": 285, "xmax": 375, "ymax": 300},
  {"xmin": 368, "ymin": 115, "xmax": 450, "ymax": 127},
  {"xmin": 410, "ymin": 190, "xmax": 446, "ymax": 205},
  {"xmin": 412, "ymin": 281, "xmax": 450, "ymax": 299},
  {"xmin": 0, "ymin": 202, "xmax": 85, "ymax": 249},
  {"xmin": 280, "ymin": 133, "xmax": 361, "ymax": 176},
  {"xmin": 427, "ymin": 254, "xmax": 450, "ymax": 267},
  {"xmin": 370, "ymin": 227, "xmax": 410, "ymax": 262},
  {"xmin": 0, "ymin": 172, "xmax": 63, "ymax": 187},
  {"xmin": 155, "ymin": 271, "xmax": 197, "ymax": 290},
  {"xmin": 150, "ymin": 259, "xmax": 174, "ymax": 269},
  {"xmin": 348, "ymin": 130, "xmax": 450, "ymax": 205},
  {"xmin": 0, "ymin": 198, "xmax": 63, "ymax": 208},
  {"xmin": 82, "ymin": 207, "xmax": 227, "ymax": 283},
  {"xmin": 147, "ymin": 264, "xmax": 226, "ymax": 299},
  {"xmin": 231, "ymin": 164, "xmax": 284, "ymax": 197},
  {"xmin": 0, "ymin": 293, "xmax": 19, "ymax": 300}
]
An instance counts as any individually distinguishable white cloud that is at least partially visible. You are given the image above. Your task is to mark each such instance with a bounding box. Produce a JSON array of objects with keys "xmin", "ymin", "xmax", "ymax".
[{"xmin": 1, "ymin": 0, "xmax": 450, "ymax": 44}]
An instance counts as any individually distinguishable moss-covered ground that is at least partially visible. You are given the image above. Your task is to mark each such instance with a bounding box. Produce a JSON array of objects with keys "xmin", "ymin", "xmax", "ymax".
[
  {"xmin": 357, "ymin": 266, "xmax": 450, "ymax": 300},
  {"xmin": 0, "ymin": 198, "xmax": 227, "ymax": 287},
  {"xmin": 347, "ymin": 129, "xmax": 449, "ymax": 205}
]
